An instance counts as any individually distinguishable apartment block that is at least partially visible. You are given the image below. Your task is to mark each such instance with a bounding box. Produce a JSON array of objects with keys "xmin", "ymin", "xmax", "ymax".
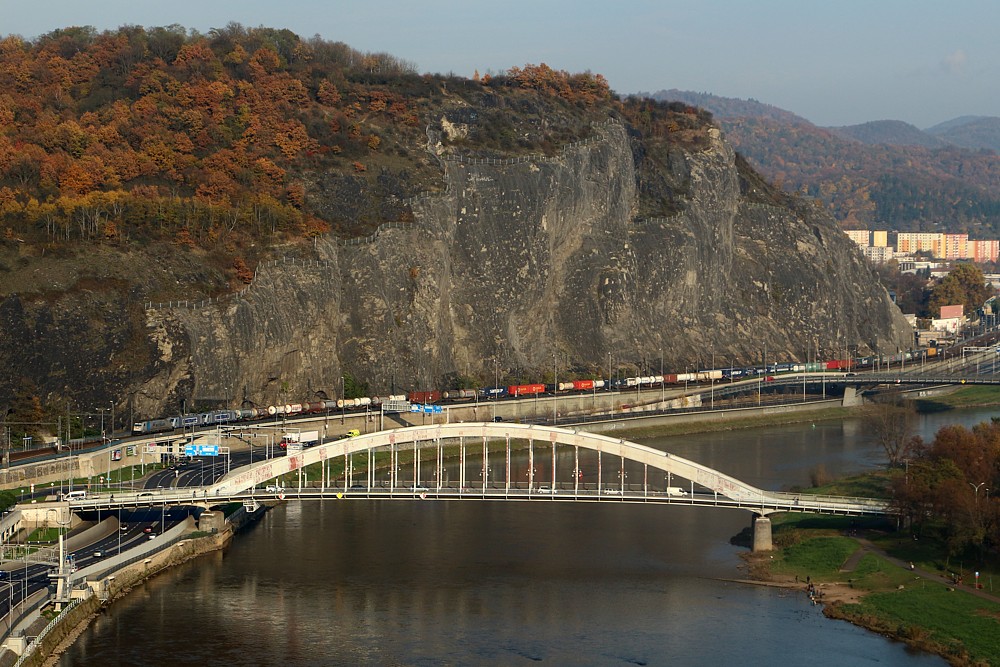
[
  {"xmin": 896, "ymin": 232, "xmax": 943, "ymax": 257},
  {"xmin": 844, "ymin": 229, "xmax": 870, "ymax": 246},
  {"xmin": 970, "ymin": 240, "xmax": 1000, "ymax": 263},
  {"xmin": 863, "ymin": 246, "xmax": 895, "ymax": 262},
  {"xmin": 942, "ymin": 233, "xmax": 969, "ymax": 259}
]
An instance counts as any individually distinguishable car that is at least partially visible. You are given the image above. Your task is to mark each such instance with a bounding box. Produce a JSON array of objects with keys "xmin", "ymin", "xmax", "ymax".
[
  {"xmin": 603, "ymin": 488, "xmax": 622, "ymax": 495},
  {"xmin": 143, "ymin": 526, "xmax": 154, "ymax": 533},
  {"xmin": 265, "ymin": 485, "xmax": 284, "ymax": 493},
  {"xmin": 536, "ymin": 486, "xmax": 557, "ymax": 494},
  {"xmin": 119, "ymin": 524, "xmax": 129, "ymax": 532},
  {"xmin": 93, "ymin": 550, "xmax": 103, "ymax": 558},
  {"xmin": 147, "ymin": 534, "xmax": 157, "ymax": 540}
]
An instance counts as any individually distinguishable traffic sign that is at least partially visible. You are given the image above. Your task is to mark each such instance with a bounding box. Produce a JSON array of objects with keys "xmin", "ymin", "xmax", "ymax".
[
  {"xmin": 409, "ymin": 404, "xmax": 444, "ymax": 414},
  {"xmin": 184, "ymin": 444, "xmax": 220, "ymax": 457}
]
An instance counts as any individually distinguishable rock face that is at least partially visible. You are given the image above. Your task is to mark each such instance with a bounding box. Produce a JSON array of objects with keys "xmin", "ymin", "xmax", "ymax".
[{"xmin": 136, "ymin": 119, "xmax": 910, "ymax": 413}]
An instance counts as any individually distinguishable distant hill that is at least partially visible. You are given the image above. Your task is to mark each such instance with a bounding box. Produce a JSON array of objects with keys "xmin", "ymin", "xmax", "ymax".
[
  {"xmin": 827, "ymin": 120, "xmax": 950, "ymax": 149},
  {"xmin": 650, "ymin": 89, "xmax": 809, "ymax": 125},
  {"xmin": 926, "ymin": 116, "xmax": 1000, "ymax": 153},
  {"xmin": 650, "ymin": 90, "xmax": 1000, "ymax": 235}
]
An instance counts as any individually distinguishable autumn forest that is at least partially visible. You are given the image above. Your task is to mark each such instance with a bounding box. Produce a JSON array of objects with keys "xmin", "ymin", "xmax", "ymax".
[{"xmin": 0, "ymin": 24, "xmax": 683, "ymax": 284}]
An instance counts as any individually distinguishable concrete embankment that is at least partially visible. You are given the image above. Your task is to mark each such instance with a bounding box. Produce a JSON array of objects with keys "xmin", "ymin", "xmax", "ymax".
[{"xmin": 4, "ymin": 503, "xmax": 268, "ymax": 667}]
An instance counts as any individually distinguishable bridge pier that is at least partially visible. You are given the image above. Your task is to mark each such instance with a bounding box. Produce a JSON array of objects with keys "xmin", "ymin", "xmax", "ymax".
[
  {"xmin": 752, "ymin": 514, "xmax": 773, "ymax": 552},
  {"xmin": 842, "ymin": 386, "xmax": 862, "ymax": 407}
]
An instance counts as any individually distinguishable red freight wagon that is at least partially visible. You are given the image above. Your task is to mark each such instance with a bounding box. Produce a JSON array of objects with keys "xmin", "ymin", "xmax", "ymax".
[
  {"xmin": 408, "ymin": 390, "xmax": 442, "ymax": 403},
  {"xmin": 508, "ymin": 384, "xmax": 546, "ymax": 396}
]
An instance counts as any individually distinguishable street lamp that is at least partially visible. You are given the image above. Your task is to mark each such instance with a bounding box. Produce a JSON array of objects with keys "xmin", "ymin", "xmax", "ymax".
[
  {"xmin": 552, "ymin": 354, "xmax": 558, "ymax": 425},
  {"xmin": 492, "ymin": 357, "xmax": 499, "ymax": 422}
]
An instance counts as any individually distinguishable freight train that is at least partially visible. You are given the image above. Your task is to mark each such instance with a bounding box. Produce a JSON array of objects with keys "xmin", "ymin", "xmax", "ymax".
[
  {"xmin": 131, "ymin": 396, "xmax": 406, "ymax": 435},
  {"xmin": 132, "ymin": 349, "xmax": 936, "ymax": 436}
]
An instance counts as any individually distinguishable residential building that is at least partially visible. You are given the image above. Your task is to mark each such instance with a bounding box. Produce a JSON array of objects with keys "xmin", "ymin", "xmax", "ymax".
[
  {"xmin": 970, "ymin": 240, "xmax": 1000, "ymax": 263},
  {"xmin": 942, "ymin": 233, "xmax": 969, "ymax": 259},
  {"xmin": 896, "ymin": 232, "xmax": 943, "ymax": 257},
  {"xmin": 844, "ymin": 230, "xmax": 870, "ymax": 247}
]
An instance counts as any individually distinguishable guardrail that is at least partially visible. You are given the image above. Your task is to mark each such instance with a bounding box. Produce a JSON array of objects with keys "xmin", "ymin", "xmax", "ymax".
[
  {"xmin": 70, "ymin": 517, "xmax": 194, "ymax": 584},
  {"xmin": 12, "ymin": 596, "xmax": 84, "ymax": 667},
  {"xmin": 0, "ymin": 589, "xmax": 48, "ymax": 651}
]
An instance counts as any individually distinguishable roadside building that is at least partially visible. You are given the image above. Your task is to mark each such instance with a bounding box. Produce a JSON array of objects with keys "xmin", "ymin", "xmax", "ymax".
[{"xmin": 933, "ymin": 304, "xmax": 965, "ymax": 334}]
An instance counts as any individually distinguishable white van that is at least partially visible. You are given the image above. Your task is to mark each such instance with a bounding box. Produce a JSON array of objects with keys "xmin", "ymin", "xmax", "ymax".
[
  {"xmin": 63, "ymin": 490, "xmax": 87, "ymax": 501},
  {"xmin": 665, "ymin": 487, "xmax": 688, "ymax": 497}
]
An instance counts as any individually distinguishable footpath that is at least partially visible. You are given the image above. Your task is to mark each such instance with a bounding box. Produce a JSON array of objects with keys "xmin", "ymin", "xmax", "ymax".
[{"xmin": 841, "ymin": 536, "xmax": 1000, "ymax": 604}]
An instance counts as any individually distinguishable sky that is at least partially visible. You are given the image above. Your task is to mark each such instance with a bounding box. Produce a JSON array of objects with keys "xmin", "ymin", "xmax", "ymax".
[{"xmin": 2, "ymin": 0, "xmax": 998, "ymax": 128}]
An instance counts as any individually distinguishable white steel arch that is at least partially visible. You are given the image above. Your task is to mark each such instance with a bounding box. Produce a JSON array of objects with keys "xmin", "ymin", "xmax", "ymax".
[{"xmin": 207, "ymin": 422, "xmax": 883, "ymax": 514}]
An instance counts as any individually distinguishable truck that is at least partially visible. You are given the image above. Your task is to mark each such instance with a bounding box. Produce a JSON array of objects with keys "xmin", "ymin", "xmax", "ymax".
[
  {"xmin": 278, "ymin": 431, "xmax": 320, "ymax": 449},
  {"xmin": 665, "ymin": 486, "xmax": 688, "ymax": 497}
]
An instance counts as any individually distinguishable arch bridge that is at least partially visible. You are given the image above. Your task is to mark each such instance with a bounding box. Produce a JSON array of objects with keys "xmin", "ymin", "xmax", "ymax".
[
  {"xmin": 219, "ymin": 423, "xmax": 890, "ymax": 550},
  {"xmin": 71, "ymin": 423, "xmax": 893, "ymax": 552}
]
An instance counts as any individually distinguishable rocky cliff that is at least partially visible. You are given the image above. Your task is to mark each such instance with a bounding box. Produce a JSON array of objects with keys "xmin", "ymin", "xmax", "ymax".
[{"xmin": 121, "ymin": 117, "xmax": 912, "ymax": 414}]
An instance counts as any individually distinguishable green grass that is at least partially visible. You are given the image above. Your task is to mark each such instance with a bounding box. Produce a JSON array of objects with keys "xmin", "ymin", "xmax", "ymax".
[
  {"xmin": 25, "ymin": 527, "xmax": 60, "ymax": 542},
  {"xmin": 771, "ymin": 536, "xmax": 859, "ymax": 582},
  {"xmin": 833, "ymin": 574, "xmax": 1000, "ymax": 665},
  {"xmin": 765, "ymin": 514, "xmax": 1000, "ymax": 664},
  {"xmin": 914, "ymin": 384, "xmax": 1000, "ymax": 410},
  {"xmin": 800, "ymin": 470, "xmax": 895, "ymax": 498}
]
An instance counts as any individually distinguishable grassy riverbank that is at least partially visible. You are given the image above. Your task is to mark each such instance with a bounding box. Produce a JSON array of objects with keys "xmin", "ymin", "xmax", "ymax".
[
  {"xmin": 913, "ymin": 385, "xmax": 1000, "ymax": 412},
  {"xmin": 754, "ymin": 514, "xmax": 1000, "ymax": 666}
]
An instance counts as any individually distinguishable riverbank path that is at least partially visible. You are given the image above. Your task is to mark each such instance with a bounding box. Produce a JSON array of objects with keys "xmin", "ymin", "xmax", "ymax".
[{"xmin": 841, "ymin": 535, "xmax": 1000, "ymax": 604}]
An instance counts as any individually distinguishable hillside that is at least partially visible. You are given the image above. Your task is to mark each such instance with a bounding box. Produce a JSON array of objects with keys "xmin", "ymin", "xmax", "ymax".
[
  {"xmin": 827, "ymin": 120, "xmax": 950, "ymax": 149},
  {"xmin": 0, "ymin": 25, "xmax": 911, "ymax": 427},
  {"xmin": 654, "ymin": 90, "xmax": 1000, "ymax": 234},
  {"xmin": 926, "ymin": 116, "xmax": 1000, "ymax": 153}
]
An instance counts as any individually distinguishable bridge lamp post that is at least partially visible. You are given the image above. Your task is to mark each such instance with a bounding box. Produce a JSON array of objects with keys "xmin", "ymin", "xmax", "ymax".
[
  {"xmin": 710, "ymin": 351, "xmax": 715, "ymax": 410},
  {"xmin": 660, "ymin": 350, "xmax": 664, "ymax": 404},
  {"xmin": 553, "ymin": 354, "xmax": 557, "ymax": 425},
  {"xmin": 492, "ymin": 357, "xmax": 499, "ymax": 422}
]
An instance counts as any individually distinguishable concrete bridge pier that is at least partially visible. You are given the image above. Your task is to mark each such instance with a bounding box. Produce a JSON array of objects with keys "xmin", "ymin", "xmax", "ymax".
[
  {"xmin": 752, "ymin": 514, "xmax": 773, "ymax": 552},
  {"xmin": 842, "ymin": 386, "xmax": 862, "ymax": 407}
]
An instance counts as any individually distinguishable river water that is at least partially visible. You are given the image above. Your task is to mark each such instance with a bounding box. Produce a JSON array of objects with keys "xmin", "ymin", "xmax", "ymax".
[{"xmin": 62, "ymin": 408, "xmax": 996, "ymax": 666}]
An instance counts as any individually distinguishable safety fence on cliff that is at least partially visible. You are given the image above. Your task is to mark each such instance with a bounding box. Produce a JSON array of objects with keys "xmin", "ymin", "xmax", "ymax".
[{"xmin": 145, "ymin": 118, "xmax": 624, "ymax": 313}]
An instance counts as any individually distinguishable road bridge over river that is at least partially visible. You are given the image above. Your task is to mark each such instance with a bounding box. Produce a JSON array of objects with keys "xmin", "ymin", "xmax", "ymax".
[{"xmin": 67, "ymin": 423, "xmax": 893, "ymax": 551}]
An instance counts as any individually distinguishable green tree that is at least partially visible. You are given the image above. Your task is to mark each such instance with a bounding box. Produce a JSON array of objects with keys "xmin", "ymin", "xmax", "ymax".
[
  {"xmin": 928, "ymin": 263, "xmax": 994, "ymax": 318},
  {"xmin": 0, "ymin": 490, "xmax": 17, "ymax": 512}
]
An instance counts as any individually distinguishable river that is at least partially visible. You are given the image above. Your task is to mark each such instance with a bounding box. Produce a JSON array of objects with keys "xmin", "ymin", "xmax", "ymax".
[{"xmin": 61, "ymin": 408, "xmax": 995, "ymax": 666}]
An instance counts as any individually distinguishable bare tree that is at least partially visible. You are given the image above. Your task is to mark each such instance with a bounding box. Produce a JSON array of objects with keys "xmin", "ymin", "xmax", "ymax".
[{"xmin": 863, "ymin": 397, "xmax": 918, "ymax": 467}]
